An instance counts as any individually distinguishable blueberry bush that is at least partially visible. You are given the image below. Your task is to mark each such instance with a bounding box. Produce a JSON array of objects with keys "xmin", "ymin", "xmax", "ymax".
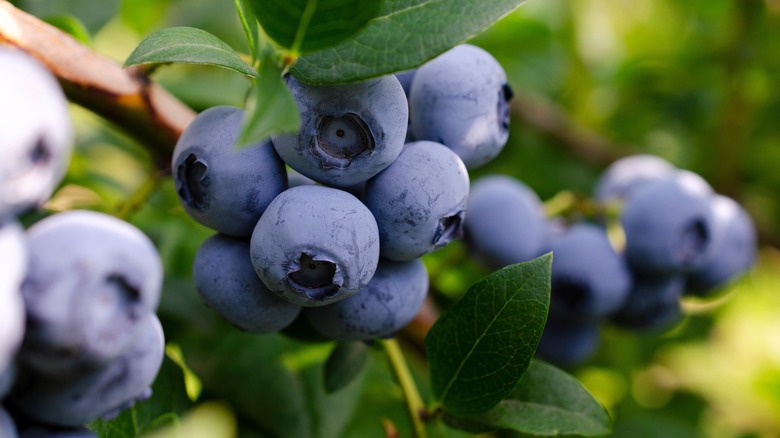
[{"xmin": 2, "ymin": 0, "xmax": 780, "ymax": 437}]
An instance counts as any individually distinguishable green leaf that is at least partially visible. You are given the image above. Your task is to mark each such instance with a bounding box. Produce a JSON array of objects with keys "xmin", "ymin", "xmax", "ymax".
[
  {"xmin": 238, "ymin": 52, "xmax": 300, "ymax": 146},
  {"xmin": 292, "ymin": 0, "xmax": 528, "ymax": 84},
  {"xmin": 248, "ymin": 0, "xmax": 383, "ymax": 54},
  {"xmin": 425, "ymin": 254, "xmax": 551, "ymax": 416},
  {"xmin": 324, "ymin": 341, "xmax": 372, "ymax": 394},
  {"xmin": 184, "ymin": 331, "xmax": 365, "ymax": 438},
  {"xmin": 234, "ymin": 0, "xmax": 259, "ymax": 64},
  {"xmin": 445, "ymin": 360, "xmax": 612, "ymax": 437},
  {"xmin": 88, "ymin": 355, "xmax": 194, "ymax": 437},
  {"xmin": 124, "ymin": 27, "xmax": 257, "ymax": 78}
]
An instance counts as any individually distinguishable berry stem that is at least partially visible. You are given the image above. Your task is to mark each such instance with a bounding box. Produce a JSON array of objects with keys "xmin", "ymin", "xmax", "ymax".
[{"xmin": 380, "ymin": 338, "xmax": 428, "ymax": 438}]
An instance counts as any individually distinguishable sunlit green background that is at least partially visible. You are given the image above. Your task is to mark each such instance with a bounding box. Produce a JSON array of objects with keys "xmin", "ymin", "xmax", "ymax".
[{"xmin": 11, "ymin": 0, "xmax": 780, "ymax": 436}]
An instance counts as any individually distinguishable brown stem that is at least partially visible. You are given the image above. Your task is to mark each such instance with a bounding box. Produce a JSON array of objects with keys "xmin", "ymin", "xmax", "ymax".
[
  {"xmin": 510, "ymin": 91, "xmax": 634, "ymax": 168},
  {"xmin": 0, "ymin": 1, "xmax": 195, "ymax": 173}
]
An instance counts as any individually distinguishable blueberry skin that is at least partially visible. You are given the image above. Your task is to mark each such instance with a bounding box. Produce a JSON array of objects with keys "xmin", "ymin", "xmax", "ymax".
[
  {"xmin": 287, "ymin": 169, "xmax": 317, "ymax": 189},
  {"xmin": 675, "ymin": 169, "xmax": 714, "ymax": 199},
  {"xmin": 0, "ymin": 364, "xmax": 16, "ymax": 398},
  {"xmin": 410, "ymin": 44, "xmax": 511, "ymax": 169},
  {"xmin": 20, "ymin": 211, "xmax": 163, "ymax": 377},
  {"xmin": 0, "ymin": 48, "xmax": 73, "ymax": 218},
  {"xmin": 536, "ymin": 317, "xmax": 601, "ymax": 366},
  {"xmin": 273, "ymin": 75, "xmax": 407, "ymax": 188},
  {"xmin": 305, "ymin": 258, "xmax": 429, "ymax": 341},
  {"xmin": 193, "ymin": 234, "xmax": 301, "ymax": 332},
  {"xmin": 0, "ymin": 220, "xmax": 26, "ymax": 378},
  {"xmin": 686, "ymin": 195, "xmax": 757, "ymax": 295},
  {"xmin": 550, "ymin": 223, "xmax": 631, "ymax": 322},
  {"xmin": 250, "ymin": 185, "xmax": 380, "ymax": 307},
  {"xmin": 395, "ymin": 69, "xmax": 417, "ymax": 143},
  {"xmin": 594, "ymin": 154, "xmax": 676, "ymax": 203},
  {"xmin": 621, "ymin": 178, "xmax": 713, "ymax": 275},
  {"xmin": 610, "ymin": 274, "xmax": 684, "ymax": 331},
  {"xmin": 172, "ymin": 106, "xmax": 288, "ymax": 237},
  {"xmin": 0, "ymin": 407, "xmax": 18, "ymax": 438},
  {"xmin": 464, "ymin": 175, "xmax": 547, "ymax": 269},
  {"xmin": 364, "ymin": 141, "xmax": 470, "ymax": 261},
  {"xmin": 395, "ymin": 70, "xmax": 416, "ymax": 97},
  {"xmin": 10, "ymin": 313, "xmax": 164, "ymax": 427}
]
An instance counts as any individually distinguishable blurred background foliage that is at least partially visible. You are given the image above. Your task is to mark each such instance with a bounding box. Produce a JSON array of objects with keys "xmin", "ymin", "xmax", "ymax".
[{"xmin": 10, "ymin": 0, "xmax": 780, "ymax": 436}]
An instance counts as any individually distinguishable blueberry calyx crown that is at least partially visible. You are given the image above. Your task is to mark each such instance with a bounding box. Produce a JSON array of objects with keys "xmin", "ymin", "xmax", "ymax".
[
  {"xmin": 29, "ymin": 136, "xmax": 52, "ymax": 166},
  {"xmin": 433, "ymin": 210, "xmax": 466, "ymax": 247},
  {"xmin": 678, "ymin": 218, "xmax": 709, "ymax": 267},
  {"xmin": 176, "ymin": 153, "xmax": 209, "ymax": 210},
  {"xmin": 287, "ymin": 252, "xmax": 342, "ymax": 300},
  {"xmin": 311, "ymin": 113, "xmax": 375, "ymax": 169},
  {"xmin": 498, "ymin": 83, "xmax": 513, "ymax": 133}
]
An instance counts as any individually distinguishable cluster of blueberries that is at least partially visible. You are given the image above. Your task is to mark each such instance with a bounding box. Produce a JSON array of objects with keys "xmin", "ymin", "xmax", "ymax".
[
  {"xmin": 465, "ymin": 154, "xmax": 758, "ymax": 365},
  {"xmin": 0, "ymin": 47, "xmax": 165, "ymax": 437},
  {"xmin": 178, "ymin": 44, "xmax": 512, "ymax": 341}
]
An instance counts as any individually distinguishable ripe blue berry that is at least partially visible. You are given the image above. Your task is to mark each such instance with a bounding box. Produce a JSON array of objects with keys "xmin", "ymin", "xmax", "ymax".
[
  {"xmin": 0, "ymin": 48, "xmax": 73, "ymax": 218},
  {"xmin": 536, "ymin": 317, "xmax": 601, "ymax": 366},
  {"xmin": 172, "ymin": 106, "xmax": 287, "ymax": 236},
  {"xmin": 621, "ymin": 178, "xmax": 713, "ymax": 275},
  {"xmin": 11, "ymin": 313, "xmax": 164, "ymax": 427},
  {"xmin": 549, "ymin": 223, "xmax": 631, "ymax": 322},
  {"xmin": 611, "ymin": 274, "xmax": 684, "ymax": 331},
  {"xmin": 409, "ymin": 44, "xmax": 511, "ymax": 168},
  {"xmin": 193, "ymin": 234, "xmax": 301, "ymax": 332},
  {"xmin": 273, "ymin": 75, "xmax": 408, "ymax": 188},
  {"xmin": 594, "ymin": 154, "xmax": 676, "ymax": 203},
  {"xmin": 464, "ymin": 175, "xmax": 547, "ymax": 268},
  {"xmin": 0, "ymin": 407, "xmax": 17, "ymax": 438},
  {"xmin": 0, "ymin": 219, "xmax": 26, "ymax": 379},
  {"xmin": 20, "ymin": 211, "xmax": 162, "ymax": 377},
  {"xmin": 251, "ymin": 185, "xmax": 380, "ymax": 307},
  {"xmin": 305, "ymin": 258, "xmax": 429, "ymax": 341},
  {"xmin": 364, "ymin": 141, "xmax": 469, "ymax": 261},
  {"xmin": 686, "ymin": 195, "xmax": 757, "ymax": 295}
]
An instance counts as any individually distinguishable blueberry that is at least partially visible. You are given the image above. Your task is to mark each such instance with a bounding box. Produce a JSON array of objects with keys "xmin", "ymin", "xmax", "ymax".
[
  {"xmin": 674, "ymin": 169, "xmax": 714, "ymax": 198},
  {"xmin": 10, "ymin": 313, "xmax": 164, "ymax": 427},
  {"xmin": 287, "ymin": 168, "xmax": 317, "ymax": 189},
  {"xmin": 621, "ymin": 178, "xmax": 713, "ymax": 275},
  {"xmin": 594, "ymin": 154, "xmax": 676, "ymax": 203},
  {"xmin": 172, "ymin": 106, "xmax": 288, "ymax": 236},
  {"xmin": 364, "ymin": 141, "xmax": 470, "ymax": 261},
  {"xmin": 549, "ymin": 223, "xmax": 631, "ymax": 322},
  {"xmin": 610, "ymin": 274, "xmax": 684, "ymax": 331},
  {"xmin": 464, "ymin": 175, "xmax": 547, "ymax": 268},
  {"xmin": 0, "ymin": 364, "xmax": 16, "ymax": 398},
  {"xmin": 273, "ymin": 75, "xmax": 408, "ymax": 188},
  {"xmin": 395, "ymin": 69, "xmax": 417, "ymax": 143},
  {"xmin": 409, "ymin": 44, "xmax": 511, "ymax": 168},
  {"xmin": 686, "ymin": 195, "xmax": 757, "ymax": 295},
  {"xmin": 0, "ymin": 48, "xmax": 73, "ymax": 218},
  {"xmin": 20, "ymin": 211, "xmax": 163, "ymax": 376},
  {"xmin": 193, "ymin": 234, "xmax": 301, "ymax": 332},
  {"xmin": 535, "ymin": 317, "xmax": 601, "ymax": 366},
  {"xmin": 395, "ymin": 70, "xmax": 416, "ymax": 97},
  {"xmin": 250, "ymin": 185, "xmax": 380, "ymax": 307},
  {"xmin": 0, "ymin": 219, "xmax": 26, "ymax": 378},
  {"xmin": 0, "ymin": 407, "xmax": 18, "ymax": 438},
  {"xmin": 305, "ymin": 258, "xmax": 429, "ymax": 341}
]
